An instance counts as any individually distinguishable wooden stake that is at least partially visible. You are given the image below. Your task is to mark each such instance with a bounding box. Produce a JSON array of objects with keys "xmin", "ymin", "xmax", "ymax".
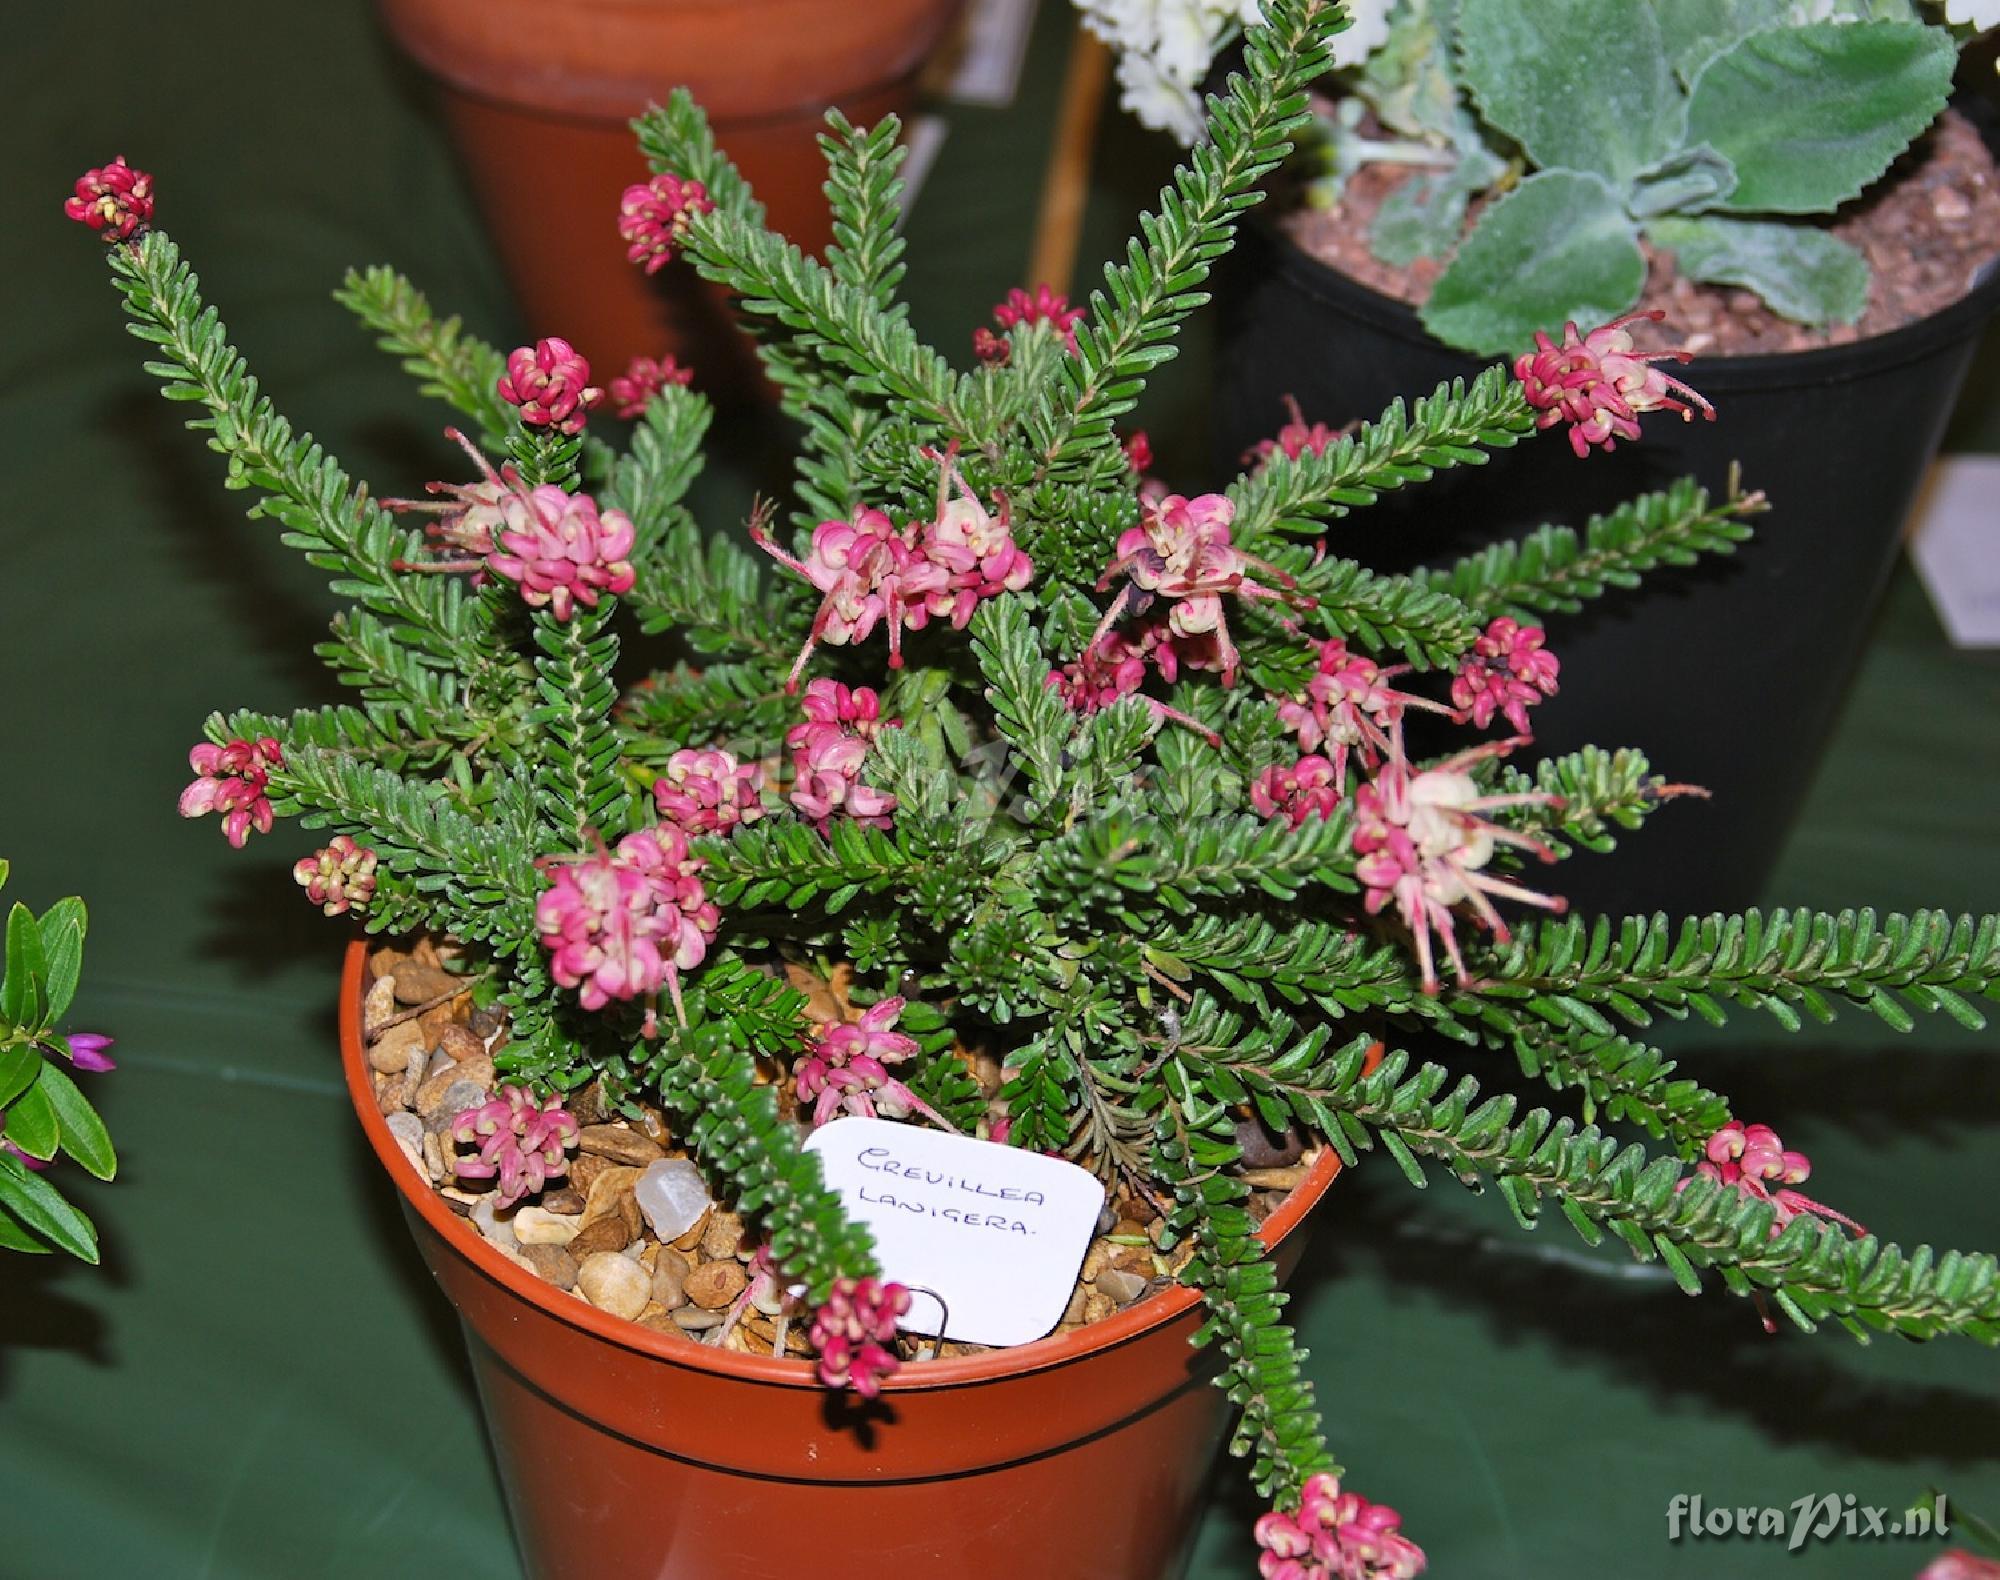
[{"xmin": 1027, "ymin": 21, "xmax": 1113, "ymax": 296}]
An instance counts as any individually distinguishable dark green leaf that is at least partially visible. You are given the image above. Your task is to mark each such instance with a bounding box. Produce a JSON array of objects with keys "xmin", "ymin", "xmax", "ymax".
[
  {"xmin": 35, "ymin": 1061, "xmax": 116, "ymax": 1181},
  {"xmin": 34, "ymin": 897, "xmax": 86, "ymax": 1025},
  {"xmin": 4, "ymin": 1083, "xmax": 59, "ymax": 1161},
  {"xmin": 1, "ymin": 902, "xmax": 46, "ymax": 1028},
  {"xmin": 0, "ymin": 1151, "xmax": 98, "ymax": 1262},
  {"xmin": 0, "ymin": 1044, "xmax": 40, "ymax": 1109}
]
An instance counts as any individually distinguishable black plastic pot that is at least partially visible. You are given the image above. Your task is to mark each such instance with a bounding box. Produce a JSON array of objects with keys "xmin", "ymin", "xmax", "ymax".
[{"xmin": 1214, "ymin": 210, "xmax": 2000, "ymax": 920}]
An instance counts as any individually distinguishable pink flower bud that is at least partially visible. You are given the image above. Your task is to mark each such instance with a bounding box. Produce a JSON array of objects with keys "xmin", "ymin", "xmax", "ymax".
[
  {"xmin": 178, "ymin": 736, "xmax": 283, "ymax": 848},
  {"xmin": 293, "ymin": 835, "xmax": 379, "ymax": 916},
  {"xmin": 619, "ymin": 173, "xmax": 714, "ymax": 275},
  {"xmin": 65, "ymin": 157, "xmax": 154, "ymax": 241},
  {"xmin": 606, "ymin": 353, "xmax": 694, "ymax": 419},
  {"xmin": 497, "ymin": 337, "xmax": 601, "ymax": 435}
]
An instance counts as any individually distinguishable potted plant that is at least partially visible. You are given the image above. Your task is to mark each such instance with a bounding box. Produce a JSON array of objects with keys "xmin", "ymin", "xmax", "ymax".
[
  {"xmin": 0, "ymin": 860, "xmax": 117, "ymax": 1263},
  {"xmin": 68, "ymin": 2, "xmax": 2000, "ymax": 1575},
  {"xmin": 373, "ymin": 0, "xmax": 966, "ymax": 387},
  {"xmin": 1087, "ymin": 0, "xmax": 2000, "ymax": 917}
]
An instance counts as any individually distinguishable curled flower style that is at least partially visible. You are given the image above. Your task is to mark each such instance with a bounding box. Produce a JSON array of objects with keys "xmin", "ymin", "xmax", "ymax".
[
  {"xmin": 498, "ymin": 337, "xmax": 601, "ymax": 435},
  {"xmin": 178, "ymin": 736, "xmax": 283, "ymax": 848},
  {"xmin": 1450, "ymin": 617, "xmax": 1560, "ymax": 734},
  {"xmin": 1247, "ymin": 395, "xmax": 1344, "ymax": 468},
  {"xmin": 793, "ymin": 996, "xmax": 949, "ymax": 1129},
  {"xmin": 1046, "ymin": 619, "xmax": 1220, "ymax": 742},
  {"xmin": 1352, "ymin": 735, "xmax": 1567, "ymax": 994},
  {"xmin": 64, "ymin": 156, "xmax": 154, "ymax": 241},
  {"xmin": 1093, "ymin": 490, "xmax": 1312, "ymax": 685},
  {"xmin": 1254, "ymin": 1472, "xmax": 1426, "ymax": 1580},
  {"xmin": 809, "ymin": 1275, "xmax": 912, "ymax": 1398},
  {"xmin": 1678, "ymin": 1121, "xmax": 1864, "ymax": 1236},
  {"xmin": 486, "ymin": 487, "xmax": 637, "ymax": 621},
  {"xmin": 1516, "ymin": 311, "xmax": 1715, "ymax": 458},
  {"xmin": 913, "ymin": 444, "xmax": 1034, "ymax": 628},
  {"xmin": 293, "ymin": 835, "xmax": 379, "ymax": 916},
  {"xmin": 653, "ymin": 747, "xmax": 765, "ymax": 835},
  {"xmin": 1277, "ymin": 637, "xmax": 1450, "ymax": 791},
  {"xmin": 752, "ymin": 504, "xmax": 941, "ymax": 686},
  {"xmin": 385, "ymin": 428, "xmax": 523, "ymax": 583},
  {"xmin": 619, "ymin": 172, "xmax": 714, "ymax": 274},
  {"xmin": 449, "ymin": 1085, "xmax": 580, "ymax": 1209},
  {"xmin": 606, "ymin": 353, "xmax": 693, "ymax": 419}
]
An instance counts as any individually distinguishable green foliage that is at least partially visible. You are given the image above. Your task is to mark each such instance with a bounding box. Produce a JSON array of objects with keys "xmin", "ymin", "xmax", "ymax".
[
  {"xmin": 0, "ymin": 870, "xmax": 114, "ymax": 1262},
  {"xmin": 87, "ymin": 0, "xmax": 1998, "ymax": 1538},
  {"xmin": 1421, "ymin": 475, "xmax": 1764, "ymax": 620},
  {"xmin": 333, "ymin": 265, "xmax": 516, "ymax": 451},
  {"xmin": 1338, "ymin": 0, "xmax": 1963, "ymax": 346}
]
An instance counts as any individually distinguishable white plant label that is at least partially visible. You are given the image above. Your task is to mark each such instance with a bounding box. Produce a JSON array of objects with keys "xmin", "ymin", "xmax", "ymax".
[
  {"xmin": 1910, "ymin": 455, "xmax": 2000, "ymax": 649},
  {"xmin": 804, "ymin": 1116, "xmax": 1106, "ymax": 1347}
]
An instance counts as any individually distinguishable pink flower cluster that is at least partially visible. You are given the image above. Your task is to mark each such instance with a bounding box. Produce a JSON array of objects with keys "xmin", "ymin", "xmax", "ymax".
[
  {"xmin": 486, "ymin": 486, "xmax": 637, "ymax": 622},
  {"xmin": 1681, "ymin": 1121, "xmax": 1863, "ymax": 1236},
  {"xmin": 1045, "ymin": 618, "xmax": 1218, "ymax": 742},
  {"xmin": 1255, "ymin": 1473, "xmax": 1426, "ymax": 1580},
  {"xmin": 619, "ymin": 172, "xmax": 714, "ymax": 275},
  {"xmin": 293, "ymin": 835, "xmax": 379, "ymax": 916},
  {"xmin": 385, "ymin": 428, "xmax": 516, "ymax": 580},
  {"xmin": 1352, "ymin": 738, "xmax": 1566, "ymax": 994},
  {"xmin": 179, "ymin": 736, "xmax": 283, "ymax": 848},
  {"xmin": 1450, "ymin": 617, "xmax": 1559, "ymax": 733},
  {"xmin": 498, "ymin": 337, "xmax": 601, "ymax": 436},
  {"xmin": 536, "ymin": 826, "xmax": 717, "ymax": 1013},
  {"xmin": 607, "ymin": 353, "xmax": 693, "ymax": 419},
  {"xmin": 973, "ymin": 283, "xmax": 1085, "ymax": 363},
  {"xmin": 1278, "ymin": 638, "xmax": 1448, "ymax": 793},
  {"xmin": 64, "ymin": 157, "xmax": 154, "ymax": 241},
  {"xmin": 449, "ymin": 1085, "xmax": 581, "ymax": 1209},
  {"xmin": 1515, "ymin": 311, "xmax": 1715, "ymax": 458},
  {"xmin": 1250, "ymin": 755, "xmax": 1344, "ymax": 828},
  {"xmin": 1093, "ymin": 491, "xmax": 1307, "ymax": 685},
  {"xmin": 653, "ymin": 748, "xmax": 766, "ymax": 835},
  {"xmin": 1921, "ymin": 1553, "xmax": 2000, "ymax": 1580},
  {"xmin": 388, "ymin": 429, "xmax": 636, "ymax": 620},
  {"xmin": 753, "ymin": 450, "xmax": 1031, "ymax": 687},
  {"xmin": 786, "ymin": 680, "xmax": 897, "ymax": 831},
  {"xmin": 794, "ymin": 996, "xmax": 948, "ymax": 1129},
  {"xmin": 1248, "ymin": 395, "xmax": 1343, "ymax": 468},
  {"xmin": 810, "ymin": 1275, "xmax": 912, "ymax": 1399}
]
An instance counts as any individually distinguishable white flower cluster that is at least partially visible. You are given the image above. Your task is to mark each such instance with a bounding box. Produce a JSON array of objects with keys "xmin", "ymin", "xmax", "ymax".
[
  {"xmin": 1939, "ymin": 0, "xmax": 1999, "ymax": 29},
  {"xmin": 1077, "ymin": 0, "xmax": 1394, "ymax": 145}
]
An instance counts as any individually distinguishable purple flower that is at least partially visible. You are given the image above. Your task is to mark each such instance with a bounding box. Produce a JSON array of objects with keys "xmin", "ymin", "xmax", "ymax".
[{"xmin": 64, "ymin": 1034, "xmax": 116, "ymax": 1073}]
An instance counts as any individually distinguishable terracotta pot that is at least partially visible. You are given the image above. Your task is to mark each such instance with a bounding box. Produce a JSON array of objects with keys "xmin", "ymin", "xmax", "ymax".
[
  {"xmin": 339, "ymin": 940, "xmax": 1348, "ymax": 1580},
  {"xmin": 376, "ymin": 0, "xmax": 965, "ymax": 387},
  {"xmin": 1213, "ymin": 181, "xmax": 2000, "ymax": 919}
]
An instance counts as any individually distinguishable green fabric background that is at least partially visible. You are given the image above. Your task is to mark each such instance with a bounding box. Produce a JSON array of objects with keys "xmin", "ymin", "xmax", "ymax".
[{"xmin": 3, "ymin": 3, "xmax": 1996, "ymax": 1575}]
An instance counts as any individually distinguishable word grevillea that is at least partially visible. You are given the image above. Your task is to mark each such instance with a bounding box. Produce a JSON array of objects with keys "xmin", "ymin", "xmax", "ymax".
[{"xmin": 94, "ymin": 5, "xmax": 2000, "ymax": 1567}]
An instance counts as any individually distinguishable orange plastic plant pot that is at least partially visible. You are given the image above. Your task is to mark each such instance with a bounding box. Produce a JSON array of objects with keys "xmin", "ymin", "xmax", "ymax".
[
  {"xmin": 339, "ymin": 941, "xmax": 1349, "ymax": 1580},
  {"xmin": 376, "ymin": 0, "xmax": 964, "ymax": 384}
]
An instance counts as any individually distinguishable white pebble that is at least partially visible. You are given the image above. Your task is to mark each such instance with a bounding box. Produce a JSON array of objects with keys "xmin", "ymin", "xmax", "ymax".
[
  {"xmin": 634, "ymin": 1158, "xmax": 713, "ymax": 1243},
  {"xmin": 577, "ymin": 1251, "xmax": 650, "ymax": 1320},
  {"xmin": 513, "ymin": 1206, "xmax": 583, "ymax": 1246}
]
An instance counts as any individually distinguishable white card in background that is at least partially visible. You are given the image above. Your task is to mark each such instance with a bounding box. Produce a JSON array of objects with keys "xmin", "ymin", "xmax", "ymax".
[
  {"xmin": 1909, "ymin": 455, "xmax": 2000, "ymax": 649},
  {"xmin": 934, "ymin": 0, "xmax": 1040, "ymax": 106},
  {"xmin": 805, "ymin": 1116, "xmax": 1106, "ymax": 1347}
]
